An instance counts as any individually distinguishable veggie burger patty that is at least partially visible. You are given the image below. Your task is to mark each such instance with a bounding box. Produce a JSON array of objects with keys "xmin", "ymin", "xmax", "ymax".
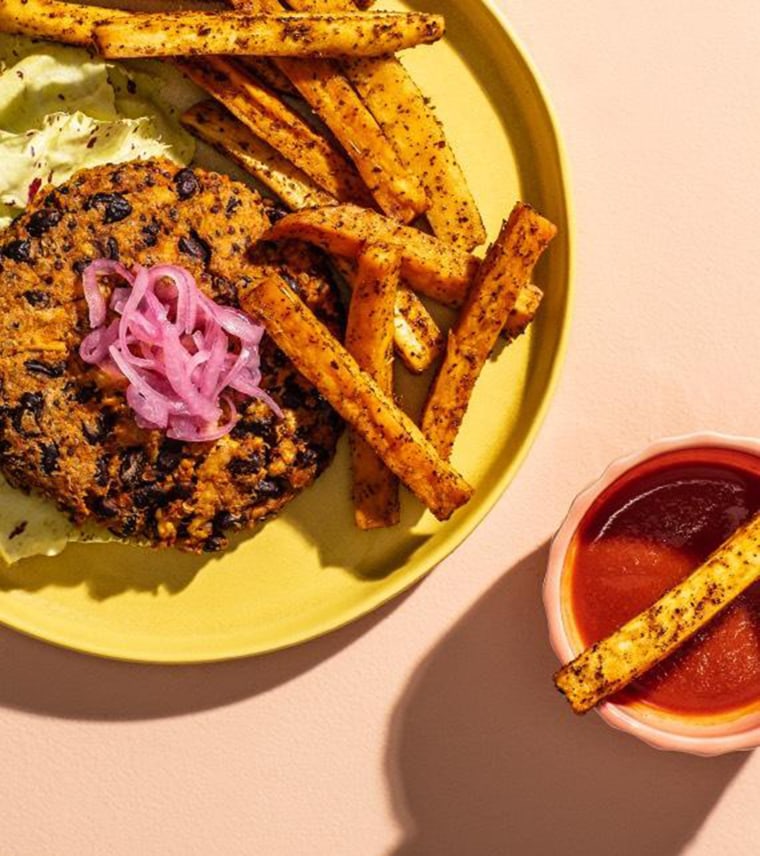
[{"xmin": 0, "ymin": 158, "xmax": 343, "ymax": 552}]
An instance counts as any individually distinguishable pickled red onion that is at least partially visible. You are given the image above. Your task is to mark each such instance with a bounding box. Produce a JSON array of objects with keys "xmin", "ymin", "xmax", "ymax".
[{"xmin": 79, "ymin": 259, "xmax": 281, "ymax": 442}]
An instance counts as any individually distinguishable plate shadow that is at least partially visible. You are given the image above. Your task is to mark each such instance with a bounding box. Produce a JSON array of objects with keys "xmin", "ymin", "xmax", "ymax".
[
  {"xmin": 386, "ymin": 545, "xmax": 747, "ymax": 855},
  {"xmin": 0, "ymin": 583, "xmax": 416, "ymax": 722}
]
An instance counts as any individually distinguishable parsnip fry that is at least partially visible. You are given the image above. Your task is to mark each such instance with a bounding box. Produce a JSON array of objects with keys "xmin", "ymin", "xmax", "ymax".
[
  {"xmin": 239, "ymin": 274, "xmax": 473, "ymax": 520},
  {"xmin": 346, "ymin": 244, "xmax": 401, "ymax": 529},
  {"xmin": 555, "ymin": 513, "xmax": 760, "ymax": 714},
  {"xmin": 343, "ymin": 56, "xmax": 485, "ymax": 251},
  {"xmin": 181, "ymin": 100, "xmax": 335, "ymax": 210},
  {"xmin": 175, "ymin": 58, "xmax": 372, "ymax": 205},
  {"xmin": 276, "ymin": 57, "xmax": 427, "ymax": 223},
  {"xmin": 266, "ymin": 205, "xmax": 480, "ymax": 306},
  {"xmin": 93, "ymin": 11, "xmax": 445, "ymax": 59},
  {"xmin": 0, "ymin": 0, "xmax": 127, "ymax": 45},
  {"xmin": 421, "ymin": 204, "xmax": 555, "ymax": 458}
]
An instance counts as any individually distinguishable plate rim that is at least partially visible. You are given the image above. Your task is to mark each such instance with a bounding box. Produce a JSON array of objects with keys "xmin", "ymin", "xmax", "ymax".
[{"xmin": 0, "ymin": 0, "xmax": 574, "ymax": 663}]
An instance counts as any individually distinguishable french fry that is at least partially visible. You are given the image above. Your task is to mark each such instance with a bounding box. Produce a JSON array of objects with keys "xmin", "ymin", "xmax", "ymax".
[
  {"xmin": 420, "ymin": 204, "xmax": 556, "ymax": 459},
  {"xmin": 283, "ymin": 0, "xmax": 483, "ymax": 247},
  {"xmin": 0, "ymin": 0, "xmax": 127, "ymax": 46},
  {"xmin": 506, "ymin": 282, "xmax": 543, "ymax": 341},
  {"xmin": 93, "ymin": 11, "xmax": 445, "ymax": 60},
  {"xmin": 343, "ymin": 55, "xmax": 485, "ymax": 251},
  {"xmin": 239, "ymin": 274, "xmax": 473, "ymax": 520},
  {"xmin": 265, "ymin": 205, "xmax": 480, "ymax": 306},
  {"xmin": 346, "ymin": 244, "xmax": 401, "ymax": 529},
  {"xmin": 175, "ymin": 58, "xmax": 372, "ymax": 206},
  {"xmin": 285, "ymin": 0, "xmax": 374, "ymax": 9},
  {"xmin": 275, "ymin": 57, "xmax": 427, "ymax": 223},
  {"xmin": 182, "ymin": 101, "xmax": 442, "ymax": 373},
  {"xmin": 180, "ymin": 100, "xmax": 335, "ymax": 211},
  {"xmin": 238, "ymin": 57, "xmax": 299, "ymax": 97},
  {"xmin": 554, "ymin": 513, "xmax": 760, "ymax": 714},
  {"xmin": 225, "ymin": 0, "xmax": 425, "ymax": 222},
  {"xmin": 334, "ymin": 258, "xmax": 443, "ymax": 374}
]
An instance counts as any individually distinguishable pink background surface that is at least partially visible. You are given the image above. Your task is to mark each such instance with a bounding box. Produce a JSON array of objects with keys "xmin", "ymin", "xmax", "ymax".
[{"xmin": 2, "ymin": 1, "xmax": 760, "ymax": 853}]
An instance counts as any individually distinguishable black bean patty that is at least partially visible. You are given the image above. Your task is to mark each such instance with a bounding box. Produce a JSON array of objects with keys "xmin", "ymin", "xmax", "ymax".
[{"xmin": 0, "ymin": 158, "xmax": 343, "ymax": 553}]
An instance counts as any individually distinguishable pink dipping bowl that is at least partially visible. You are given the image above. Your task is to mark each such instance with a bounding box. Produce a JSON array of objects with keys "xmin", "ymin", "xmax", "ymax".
[{"xmin": 543, "ymin": 432, "xmax": 760, "ymax": 756}]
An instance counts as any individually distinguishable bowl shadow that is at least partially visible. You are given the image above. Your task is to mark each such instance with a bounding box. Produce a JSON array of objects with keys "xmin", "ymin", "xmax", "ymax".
[{"xmin": 386, "ymin": 544, "xmax": 748, "ymax": 855}]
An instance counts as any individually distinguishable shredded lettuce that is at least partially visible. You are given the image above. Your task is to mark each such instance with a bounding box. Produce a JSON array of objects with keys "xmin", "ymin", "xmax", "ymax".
[
  {"xmin": 0, "ymin": 34, "xmax": 194, "ymax": 227},
  {"xmin": 0, "ymin": 475, "xmax": 120, "ymax": 564}
]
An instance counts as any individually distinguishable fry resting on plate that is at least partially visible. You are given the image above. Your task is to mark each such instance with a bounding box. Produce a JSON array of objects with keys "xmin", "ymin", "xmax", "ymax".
[{"xmin": 0, "ymin": 0, "xmax": 557, "ymax": 546}]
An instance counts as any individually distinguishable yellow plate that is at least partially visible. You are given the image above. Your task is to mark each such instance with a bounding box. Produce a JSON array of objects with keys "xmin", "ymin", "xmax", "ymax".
[{"xmin": 0, "ymin": 0, "xmax": 572, "ymax": 662}]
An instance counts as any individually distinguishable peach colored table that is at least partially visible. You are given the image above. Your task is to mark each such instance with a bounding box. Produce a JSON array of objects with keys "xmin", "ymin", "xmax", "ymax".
[{"xmin": 2, "ymin": 2, "xmax": 760, "ymax": 854}]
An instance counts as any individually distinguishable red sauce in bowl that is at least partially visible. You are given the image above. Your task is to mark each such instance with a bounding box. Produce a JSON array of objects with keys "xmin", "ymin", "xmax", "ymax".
[{"xmin": 569, "ymin": 447, "xmax": 760, "ymax": 716}]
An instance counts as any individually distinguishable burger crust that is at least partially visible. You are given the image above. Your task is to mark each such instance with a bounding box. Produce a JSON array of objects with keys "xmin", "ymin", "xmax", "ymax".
[{"xmin": 0, "ymin": 158, "xmax": 343, "ymax": 553}]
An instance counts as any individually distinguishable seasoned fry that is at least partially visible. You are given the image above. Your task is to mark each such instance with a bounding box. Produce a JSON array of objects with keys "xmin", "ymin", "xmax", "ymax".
[
  {"xmin": 182, "ymin": 99, "xmax": 441, "ymax": 372},
  {"xmin": 343, "ymin": 55, "xmax": 485, "ymax": 251},
  {"xmin": 283, "ymin": 0, "xmax": 482, "ymax": 246},
  {"xmin": 505, "ymin": 282, "xmax": 543, "ymax": 341},
  {"xmin": 225, "ymin": 0, "xmax": 424, "ymax": 220},
  {"xmin": 555, "ymin": 513, "xmax": 760, "ymax": 714},
  {"xmin": 93, "ymin": 11, "xmax": 445, "ymax": 60},
  {"xmin": 221, "ymin": 0, "xmax": 425, "ymax": 222},
  {"xmin": 0, "ymin": 0, "xmax": 127, "ymax": 46},
  {"xmin": 276, "ymin": 57, "xmax": 427, "ymax": 223},
  {"xmin": 181, "ymin": 100, "xmax": 335, "ymax": 210},
  {"xmin": 334, "ymin": 258, "xmax": 443, "ymax": 374},
  {"xmin": 238, "ymin": 57, "xmax": 299, "ymax": 97},
  {"xmin": 175, "ymin": 58, "xmax": 372, "ymax": 206},
  {"xmin": 239, "ymin": 274, "xmax": 473, "ymax": 520},
  {"xmin": 421, "ymin": 204, "xmax": 556, "ymax": 459},
  {"xmin": 285, "ymin": 0, "xmax": 374, "ymax": 9},
  {"xmin": 265, "ymin": 205, "xmax": 480, "ymax": 306},
  {"xmin": 346, "ymin": 245, "xmax": 401, "ymax": 529}
]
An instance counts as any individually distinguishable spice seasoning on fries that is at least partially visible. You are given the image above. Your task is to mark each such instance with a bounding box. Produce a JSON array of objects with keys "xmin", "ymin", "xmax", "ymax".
[
  {"xmin": 239, "ymin": 274, "xmax": 474, "ymax": 522},
  {"xmin": 346, "ymin": 244, "xmax": 401, "ymax": 529},
  {"xmin": 554, "ymin": 513, "xmax": 760, "ymax": 714},
  {"xmin": 0, "ymin": 0, "xmax": 558, "ymax": 530},
  {"xmin": 421, "ymin": 204, "xmax": 556, "ymax": 459},
  {"xmin": 93, "ymin": 11, "xmax": 445, "ymax": 59}
]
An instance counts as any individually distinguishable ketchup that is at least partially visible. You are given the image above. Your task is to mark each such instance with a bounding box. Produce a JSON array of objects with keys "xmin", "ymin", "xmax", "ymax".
[{"xmin": 569, "ymin": 447, "xmax": 760, "ymax": 716}]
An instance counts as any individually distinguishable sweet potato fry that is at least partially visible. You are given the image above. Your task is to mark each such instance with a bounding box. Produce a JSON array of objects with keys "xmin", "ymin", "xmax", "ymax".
[
  {"xmin": 175, "ymin": 58, "xmax": 372, "ymax": 206},
  {"xmin": 0, "ymin": 0, "xmax": 127, "ymax": 46},
  {"xmin": 275, "ymin": 58, "xmax": 427, "ymax": 223},
  {"xmin": 555, "ymin": 513, "xmax": 760, "ymax": 714},
  {"xmin": 224, "ymin": 0, "xmax": 425, "ymax": 222},
  {"xmin": 239, "ymin": 274, "xmax": 473, "ymax": 520},
  {"xmin": 93, "ymin": 11, "xmax": 445, "ymax": 59},
  {"xmin": 346, "ymin": 244, "xmax": 401, "ymax": 529},
  {"xmin": 265, "ymin": 205, "xmax": 480, "ymax": 306},
  {"xmin": 182, "ymin": 99, "xmax": 441, "ymax": 372},
  {"xmin": 180, "ymin": 100, "xmax": 335, "ymax": 211},
  {"xmin": 334, "ymin": 258, "xmax": 443, "ymax": 374},
  {"xmin": 505, "ymin": 282, "xmax": 543, "ymax": 341},
  {"xmin": 343, "ymin": 55, "xmax": 485, "ymax": 251},
  {"xmin": 238, "ymin": 57, "xmax": 299, "ymax": 97},
  {"xmin": 285, "ymin": 0, "xmax": 374, "ymax": 9},
  {"xmin": 421, "ymin": 204, "xmax": 556, "ymax": 459}
]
